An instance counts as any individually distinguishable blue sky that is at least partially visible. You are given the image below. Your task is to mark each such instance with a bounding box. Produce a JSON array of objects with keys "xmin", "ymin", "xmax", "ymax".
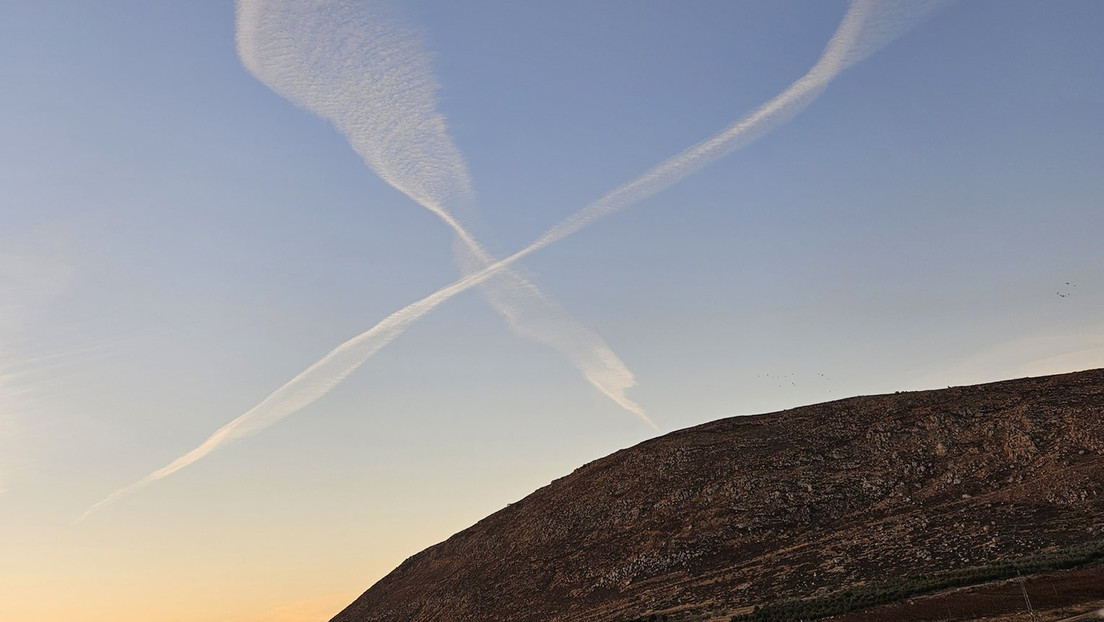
[{"xmin": 2, "ymin": 1, "xmax": 1102, "ymax": 620}]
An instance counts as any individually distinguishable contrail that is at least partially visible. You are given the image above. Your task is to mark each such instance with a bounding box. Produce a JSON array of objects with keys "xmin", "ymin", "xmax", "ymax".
[
  {"xmin": 236, "ymin": 0, "xmax": 649, "ymax": 425},
  {"xmin": 78, "ymin": 0, "xmax": 948, "ymax": 521}
]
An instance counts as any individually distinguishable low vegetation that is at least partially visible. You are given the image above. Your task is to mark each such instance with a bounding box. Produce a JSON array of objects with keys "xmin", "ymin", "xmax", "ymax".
[{"xmin": 726, "ymin": 541, "xmax": 1104, "ymax": 622}]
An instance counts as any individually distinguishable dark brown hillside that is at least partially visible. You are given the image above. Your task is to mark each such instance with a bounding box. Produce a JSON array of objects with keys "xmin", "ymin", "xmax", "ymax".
[{"xmin": 331, "ymin": 369, "xmax": 1104, "ymax": 622}]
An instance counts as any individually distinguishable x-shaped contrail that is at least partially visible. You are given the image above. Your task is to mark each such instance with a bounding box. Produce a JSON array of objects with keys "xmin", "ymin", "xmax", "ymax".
[
  {"xmin": 236, "ymin": 0, "xmax": 652, "ymax": 427},
  {"xmin": 78, "ymin": 0, "xmax": 952, "ymax": 522}
]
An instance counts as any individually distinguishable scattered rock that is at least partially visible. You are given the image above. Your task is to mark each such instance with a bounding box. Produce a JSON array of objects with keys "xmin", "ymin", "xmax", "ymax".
[{"xmin": 332, "ymin": 369, "xmax": 1104, "ymax": 622}]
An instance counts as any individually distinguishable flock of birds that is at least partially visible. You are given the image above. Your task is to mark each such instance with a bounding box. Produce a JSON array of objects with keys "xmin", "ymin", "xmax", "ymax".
[
  {"xmin": 757, "ymin": 371, "xmax": 833, "ymax": 393},
  {"xmin": 1056, "ymin": 282, "xmax": 1078, "ymax": 299}
]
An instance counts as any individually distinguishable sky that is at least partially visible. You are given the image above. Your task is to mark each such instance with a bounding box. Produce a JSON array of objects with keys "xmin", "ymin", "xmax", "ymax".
[{"xmin": 1, "ymin": 1, "xmax": 1102, "ymax": 620}]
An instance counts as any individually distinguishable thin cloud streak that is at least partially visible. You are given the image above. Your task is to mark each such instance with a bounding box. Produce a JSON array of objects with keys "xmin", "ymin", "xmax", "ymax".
[
  {"xmin": 79, "ymin": 0, "xmax": 946, "ymax": 520},
  {"xmin": 236, "ymin": 0, "xmax": 648, "ymax": 424},
  {"xmin": 1, "ymin": 234, "xmax": 78, "ymax": 496}
]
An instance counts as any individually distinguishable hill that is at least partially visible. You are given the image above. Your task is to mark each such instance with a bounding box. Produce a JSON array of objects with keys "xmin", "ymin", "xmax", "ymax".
[{"xmin": 331, "ymin": 369, "xmax": 1104, "ymax": 621}]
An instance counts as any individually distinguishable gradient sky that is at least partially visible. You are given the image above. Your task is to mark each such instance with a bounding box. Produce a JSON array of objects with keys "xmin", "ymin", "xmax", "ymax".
[{"xmin": 2, "ymin": 1, "xmax": 1103, "ymax": 620}]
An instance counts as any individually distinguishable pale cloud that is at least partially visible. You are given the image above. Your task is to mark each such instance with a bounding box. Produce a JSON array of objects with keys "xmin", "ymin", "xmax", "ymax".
[
  {"xmin": 0, "ymin": 231, "xmax": 77, "ymax": 494},
  {"xmin": 911, "ymin": 327, "xmax": 1104, "ymax": 390},
  {"xmin": 0, "ymin": 238, "xmax": 75, "ymax": 332},
  {"xmin": 1017, "ymin": 343, "xmax": 1104, "ymax": 378}
]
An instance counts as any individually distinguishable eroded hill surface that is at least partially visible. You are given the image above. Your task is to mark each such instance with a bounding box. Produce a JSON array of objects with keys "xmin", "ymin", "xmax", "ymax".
[{"xmin": 331, "ymin": 369, "xmax": 1104, "ymax": 622}]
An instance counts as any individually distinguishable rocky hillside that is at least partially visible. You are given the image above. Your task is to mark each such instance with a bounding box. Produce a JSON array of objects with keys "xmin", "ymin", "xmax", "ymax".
[{"xmin": 331, "ymin": 369, "xmax": 1104, "ymax": 622}]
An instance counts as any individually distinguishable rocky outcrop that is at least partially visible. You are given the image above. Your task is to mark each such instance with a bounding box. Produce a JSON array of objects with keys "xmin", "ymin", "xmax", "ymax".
[{"xmin": 331, "ymin": 369, "xmax": 1104, "ymax": 622}]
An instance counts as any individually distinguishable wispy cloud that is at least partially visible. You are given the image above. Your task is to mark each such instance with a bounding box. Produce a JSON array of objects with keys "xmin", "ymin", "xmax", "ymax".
[
  {"xmin": 0, "ymin": 233, "xmax": 78, "ymax": 494},
  {"xmin": 237, "ymin": 0, "xmax": 472, "ymax": 213},
  {"xmin": 80, "ymin": 0, "xmax": 948, "ymax": 520},
  {"xmin": 236, "ymin": 0, "xmax": 648, "ymax": 425},
  {"xmin": 911, "ymin": 326, "xmax": 1104, "ymax": 390}
]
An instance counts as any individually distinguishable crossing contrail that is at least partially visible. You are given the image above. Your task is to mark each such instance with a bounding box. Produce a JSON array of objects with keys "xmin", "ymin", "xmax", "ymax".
[
  {"xmin": 236, "ymin": 0, "xmax": 648, "ymax": 425},
  {"xmin": 78, "ymin": 0, "xmax": 949, "ymax": 521}
]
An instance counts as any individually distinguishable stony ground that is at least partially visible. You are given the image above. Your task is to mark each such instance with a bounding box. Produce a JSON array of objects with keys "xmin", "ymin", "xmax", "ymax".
[{"xmin": 331, "ymin": 369, "xmax": 1104, "ymax": 622}]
